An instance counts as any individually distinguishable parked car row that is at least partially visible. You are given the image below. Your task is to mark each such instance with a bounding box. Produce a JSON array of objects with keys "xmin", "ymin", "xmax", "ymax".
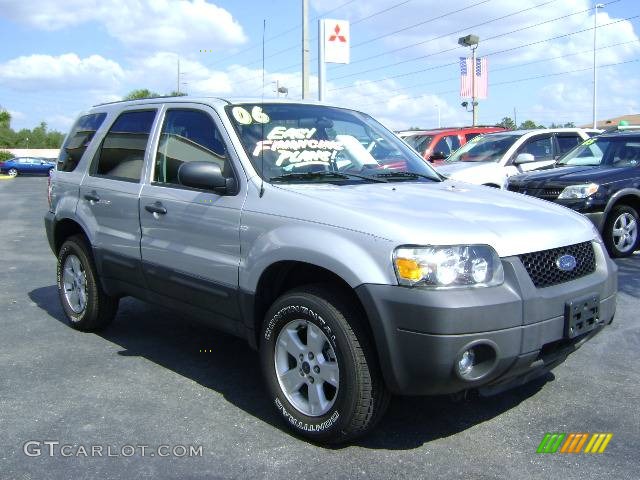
[
  {"xmin": 397, "ymin": 126, "xmax": 505, "ymax": 164},
  {"xmin": 398, "ymin": 125, "xmax": 638, "ymax": 257},
  {"xmin": 506, "ymin": 130, "xmax": 640, "ymax": 257},
  {"xmin": 0, "ymin": 157, "xmax": 56, "ymax": 176}
]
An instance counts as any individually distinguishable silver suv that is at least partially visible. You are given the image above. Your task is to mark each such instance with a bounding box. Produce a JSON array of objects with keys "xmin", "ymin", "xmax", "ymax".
[{"xmin": 45, "ymin": 98, "xmax": 617, "ymax": 443}]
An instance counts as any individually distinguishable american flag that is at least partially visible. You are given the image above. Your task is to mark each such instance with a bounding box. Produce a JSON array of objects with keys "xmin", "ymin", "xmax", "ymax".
[{"xmin": 460, "ymin": 56, "xmax": 488, "ymax": 99}]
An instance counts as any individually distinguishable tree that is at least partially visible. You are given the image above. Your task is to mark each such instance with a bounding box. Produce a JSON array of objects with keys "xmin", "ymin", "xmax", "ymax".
[
  {"xmin": 497, "ymin": 117, "xmax": 516, "ymax": 130},
  {"xmin": 519, "ymin": 120, "xmax": 544, "ymax": 130},
  {"xmin": 563, "ymin": 121, "xmax": 575, "ymax": 128},
  {"xmin": 123, "ymin": 89, "xmax": 160, "ymax": 100},
  {"xmin": 168, "ymin": 91, "xmax": 188, "ymax": 97},
  {"xmin": 0, "ymin": 109, "xmax": 11, "ymax": 129}
]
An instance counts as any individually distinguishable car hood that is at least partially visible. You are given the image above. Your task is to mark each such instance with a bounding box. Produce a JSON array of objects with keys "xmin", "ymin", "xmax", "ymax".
[
  {"xmin": 268, "ymin": 180, "xmax": 596, "ymax": 257},
  {"xmin": 436, "ymin": 161, "xmax": 500, "ymax": 181},
  {"xmin": 511, "ymin": 165, "xmax": 634, "ymax": 185}
]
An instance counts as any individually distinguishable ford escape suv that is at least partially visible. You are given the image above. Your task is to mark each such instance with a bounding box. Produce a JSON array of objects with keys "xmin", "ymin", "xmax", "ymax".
[{"xmin": 45, "ymin": 98, "xmax": 617, "ymax": 443}]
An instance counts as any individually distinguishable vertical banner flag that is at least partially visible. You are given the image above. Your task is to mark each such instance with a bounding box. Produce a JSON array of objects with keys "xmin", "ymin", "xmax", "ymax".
[
  {"xmin": 460, "ymin": 57, "xmax": 488, "ymax": 99},
  {"xmin": 323, "ymin": 19, "xmax": 350, "ymax": 64}
]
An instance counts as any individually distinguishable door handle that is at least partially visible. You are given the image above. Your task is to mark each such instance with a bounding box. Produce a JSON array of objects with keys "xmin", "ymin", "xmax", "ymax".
[
  {"xmin": 145, "ymin": 202, "xmax": 167, "ymax": 215},
  {"xmin": 84, "ymin": 191, "xmax": 100, "ymax": 203}
]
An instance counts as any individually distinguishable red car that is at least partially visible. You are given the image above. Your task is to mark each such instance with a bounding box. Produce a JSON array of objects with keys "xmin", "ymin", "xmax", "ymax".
[{"xmin": 398, "ymin": 126, "xmax": 506, "ymax": 165}]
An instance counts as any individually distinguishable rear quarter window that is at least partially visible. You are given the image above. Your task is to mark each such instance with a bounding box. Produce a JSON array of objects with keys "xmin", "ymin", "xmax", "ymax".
[{"xmin": 57, "ymin": 113, "xmax": 107, "ymax": 172}]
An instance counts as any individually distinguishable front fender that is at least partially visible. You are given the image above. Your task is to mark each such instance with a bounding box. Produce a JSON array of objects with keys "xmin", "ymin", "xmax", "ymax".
[
  {"xmin": 604, "ymin": 188, "xmax": 640, "ymax": 216},
  {"xmin": 239, "ymin": 220, "xmax": 397, "ymax": 294}
]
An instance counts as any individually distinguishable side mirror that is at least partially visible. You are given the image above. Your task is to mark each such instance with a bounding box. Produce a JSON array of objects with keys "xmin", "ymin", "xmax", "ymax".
[
  {"xmin": 514, "ymin": 153, "xmax": 535, "ymax": 164},
  {"xmin": 178, "ymin": 161, "xmax": 235, "ymax": 194},
  {"xmin": 429, "ymin": 151, "xmax": 448, "ymax": 161}
]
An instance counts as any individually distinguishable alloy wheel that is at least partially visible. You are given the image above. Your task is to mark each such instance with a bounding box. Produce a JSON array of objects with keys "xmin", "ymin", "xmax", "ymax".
[
  {"xmin": 612, "ymin": 212, "xmax": 638, "ymax": 254},
  {"xmin": 274, "ymin": 320, "xmax": 340, "ymax": 417},
  {"xmin": 62, "ymin": 254, "xmax": 88, "ymax": 314}
]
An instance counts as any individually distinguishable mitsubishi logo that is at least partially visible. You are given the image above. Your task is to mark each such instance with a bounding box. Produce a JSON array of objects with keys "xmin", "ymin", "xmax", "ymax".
[{"xmin": 329, "ymin": 24, "xmax": 347, "ymax": 42}]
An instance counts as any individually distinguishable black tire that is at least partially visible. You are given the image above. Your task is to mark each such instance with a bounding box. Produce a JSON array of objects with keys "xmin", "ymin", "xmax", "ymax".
[
  {"xmin": 603, "ymin": 205, "xmax": 639, "ymax": 258},
  {"xmin": 57, "ymin": 235, "xmax": 118, "ymax": 331},
  {"xmin": 260, "ymin": 284, "xmax": 390, "ymax": 444}
]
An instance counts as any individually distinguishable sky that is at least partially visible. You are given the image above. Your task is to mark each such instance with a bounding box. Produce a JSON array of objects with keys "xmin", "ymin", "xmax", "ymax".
[{"xmin": 0, "ymin": 0, "xmax": 639, "ymax": 133}]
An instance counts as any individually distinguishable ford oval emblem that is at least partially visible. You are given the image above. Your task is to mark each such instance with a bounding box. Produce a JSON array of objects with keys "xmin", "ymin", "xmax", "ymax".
[{"xmin": 556, "ymin": 254, "xmax": 577, "ymax": 272}]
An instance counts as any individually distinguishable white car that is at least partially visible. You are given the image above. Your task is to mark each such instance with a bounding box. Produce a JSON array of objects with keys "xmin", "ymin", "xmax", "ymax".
[{"xmin": 436, "ymin": 128, "xmax": 591, "ymax": 188}]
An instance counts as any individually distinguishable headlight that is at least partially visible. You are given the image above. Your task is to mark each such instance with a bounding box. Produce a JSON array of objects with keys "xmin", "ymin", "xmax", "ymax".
[
  {"xmin": 393, "ymin": 245, "xmax": 504, "ymax": 288},
  {"xmin": 557, "ymin": 183, "xmax": 599, "ymax": 199}
]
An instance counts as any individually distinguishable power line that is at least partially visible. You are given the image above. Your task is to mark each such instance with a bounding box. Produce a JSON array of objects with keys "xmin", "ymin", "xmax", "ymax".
[
  {"xmin": 206, "ymin": 0, "xmax": 358, "ymax": 68},
  {"xmin": 232, "ymin": 0, "xmax": 417, "ymax": 87},
  {"xmin": 353, "ymin": 58, "xmax": 640, "ymax": 109},
  {"xmin": 331, "ymin": 0, "xmax": 620, "ymax": 81},
  {"xmin": 327, "ymin": 9, "xmax": 637, "ymax": 92},
  {"xmin": 351, "ymin": 0, "xmax": 491, "ymax": 48},
  {"xmin": 344, "ymin": 39, "xmax": 639, "ymax": 99}
]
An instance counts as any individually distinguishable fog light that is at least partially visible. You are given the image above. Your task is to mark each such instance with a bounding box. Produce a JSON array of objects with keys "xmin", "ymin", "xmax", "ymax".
[{"xmin": 458, "ymin": 349, "xmax": 475, "ymax": 375}]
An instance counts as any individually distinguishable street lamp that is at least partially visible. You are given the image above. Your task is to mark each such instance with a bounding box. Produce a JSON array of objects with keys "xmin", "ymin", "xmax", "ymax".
[
  {"xmin": 458, "ymin": 34, "xmax": 480, "ymax": 126},
  {"xmin": 592, "ymin": 3, "xmax": 605, "ymax": 129}
]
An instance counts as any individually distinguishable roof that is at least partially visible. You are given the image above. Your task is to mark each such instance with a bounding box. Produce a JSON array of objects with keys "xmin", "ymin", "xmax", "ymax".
[
  {"xmin": 397, "ymin": 126, "xmax": 503, "ymax": 135},
  {"xmin": 92, "ymin": 96, "xmax": 330, "ymax": 108},
  {"xmin": 580, "ymin": 113, "xmax": 640, "ymax": 129}
]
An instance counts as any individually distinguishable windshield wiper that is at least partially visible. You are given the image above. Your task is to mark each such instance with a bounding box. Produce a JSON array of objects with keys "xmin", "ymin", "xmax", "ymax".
[
  {"xmin": 373, "ymin": 171, "xmax": 437, "ymax": 181},
  {"xmin": 270, "ymin": 171, "xmax": 387, "ymax": 183}
]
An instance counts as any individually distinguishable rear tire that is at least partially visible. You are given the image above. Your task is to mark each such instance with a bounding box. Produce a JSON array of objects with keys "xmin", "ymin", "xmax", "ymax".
[
  {"xmin": 260, "ymin": 284, "xmax": 390, "ymax": 444},
  {"xmin": 7, "ymin": 168, "xmax": 18, "ymax": 177},
  {"xmin": 604, "ymin": 205, "xmax": 639, "ymax": 257},
  {"xmin": 57, "ymin": 235, "xmax": 118, "ymax": 331}
]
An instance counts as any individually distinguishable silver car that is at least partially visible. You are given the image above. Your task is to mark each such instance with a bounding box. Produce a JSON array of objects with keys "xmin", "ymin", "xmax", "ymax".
[{"xmin": 45, "ymin": 98, "xmax": 617, "ymax": 443}]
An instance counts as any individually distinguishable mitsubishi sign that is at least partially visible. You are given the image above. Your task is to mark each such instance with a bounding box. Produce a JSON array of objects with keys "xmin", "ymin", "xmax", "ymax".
[{"xmin": 322, "ymin": 19, "xmax": 350, "ymax": 64}]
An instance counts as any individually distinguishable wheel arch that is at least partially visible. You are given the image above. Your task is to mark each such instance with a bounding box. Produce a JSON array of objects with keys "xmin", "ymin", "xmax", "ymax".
[
  {"xmin": 52, "ymin": 217, "xmax": 92, "ymax": 254},
  {"xmin": 606, "ymin": 189, "xmax": 640, "ymax": 216}
]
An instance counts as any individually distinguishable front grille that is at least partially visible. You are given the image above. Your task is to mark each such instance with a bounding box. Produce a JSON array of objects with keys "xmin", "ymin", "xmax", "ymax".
[
  {"xmin": 519, "ymin": 242, "xmax": 596, "ymax": 288},
  {"xmin": 508, "ymin": 185, "xmax": 563, "ymax": 200}
]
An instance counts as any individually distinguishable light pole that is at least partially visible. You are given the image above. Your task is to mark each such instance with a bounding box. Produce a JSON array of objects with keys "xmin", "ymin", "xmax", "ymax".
[
  {"xmin": 458, "ymin": 34, "xmax": 479, "ymax": 126},
  {"xmin": 435, "ymin": 104, "xmax": 441, "ymax": 128},
  {"xmin": 593, "ymin": 3, "xmax": 604, "ymax": 129}
]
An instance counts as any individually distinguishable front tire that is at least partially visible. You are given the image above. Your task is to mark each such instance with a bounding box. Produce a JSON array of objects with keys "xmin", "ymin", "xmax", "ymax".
[
  {"xmin": 57, "ymin": 235, "xmax": 119, "ymax": 331},
  {"xmin": 604, "ymin": 205, "xmax": 639, "ymax": 257},
  {"xmin": 260, "ymin": 285, "xmax": 389, "ymax": 443}
]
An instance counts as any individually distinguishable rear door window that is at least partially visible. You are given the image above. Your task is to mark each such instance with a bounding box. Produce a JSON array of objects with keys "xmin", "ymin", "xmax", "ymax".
[
  {"xmin": 520, "ymin": 135, "xmax": 554, "ymax": 161},
  {"xmin": 58, "ymin": 113, "xmax": 107, "ymax": 172},
  {"xmin": 556, "ymin": 134, "xmax": 582, "ymax": 156},
  {"xmin": 433, "ymin": 135, "xmax": 461, "ymax": 156},
  {"xmin": 91, "ymin": 110, "xmax": 157, "ymax": 182}
]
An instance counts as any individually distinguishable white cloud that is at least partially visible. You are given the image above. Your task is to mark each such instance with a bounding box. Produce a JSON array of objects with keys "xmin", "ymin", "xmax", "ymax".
[
  {"xmin": 0, "ymin": 53, "xmax": 124, "ymax": 91},
  {"xmin": 1, "ymin": 0, "xmax": 247, "ymax": 53}
]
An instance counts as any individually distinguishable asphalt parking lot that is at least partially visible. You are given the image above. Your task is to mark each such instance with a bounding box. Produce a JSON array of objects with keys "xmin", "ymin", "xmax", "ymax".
[{"xmin": 1, "ymin": 176, "xmax": 638, "ymax": 480}]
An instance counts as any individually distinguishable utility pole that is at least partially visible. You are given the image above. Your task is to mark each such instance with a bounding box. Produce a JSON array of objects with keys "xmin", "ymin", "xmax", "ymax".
[
  {"xmin": 302, "ymin": 0, "xmax": 310, "ymax": 99},
  {"xmin": 592, "ymin": 3, "xmax": 604, "ymax": 129},
  {"xmin": 513, "ymin": 107, "xmax": 517, "ymax": 128},
  {"xmin": 177, "ymin": 57, "xmax": 180, "ymax": 96},
  {"xmin": 318, "ymin": 19, "xmax": 326, "ymax": 101},
  {"xmin": 471, "ymin": 44, "xmax": 477, "ymax": 126}
]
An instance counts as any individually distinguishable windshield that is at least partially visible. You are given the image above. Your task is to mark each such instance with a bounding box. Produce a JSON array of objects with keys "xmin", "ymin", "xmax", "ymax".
[
  {"xmin": 402, "ymin": 134, "xmax": 433, "ymax": 153},
  {"xmin": 557, "ymin": 136, "xmax": 640, "ymax": 168},
  {"xmin": 445, "ymin": 133, "xmax": 521, "ymax": 163},
  {"xmin": 225, "ymin": 103, "xmax": 441, "ymax": 183}
]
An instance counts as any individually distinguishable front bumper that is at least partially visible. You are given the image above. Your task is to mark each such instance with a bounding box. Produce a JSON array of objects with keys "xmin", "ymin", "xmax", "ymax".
[{"xmin": 356, "ymin": 242, "xmax": 617, "ymax": 395}]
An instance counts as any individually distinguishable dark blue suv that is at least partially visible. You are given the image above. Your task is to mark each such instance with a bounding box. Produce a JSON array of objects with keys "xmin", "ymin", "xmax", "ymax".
[{"xmin": 507, "ymin": 130, "xmax": 640, "ymax": 257}]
